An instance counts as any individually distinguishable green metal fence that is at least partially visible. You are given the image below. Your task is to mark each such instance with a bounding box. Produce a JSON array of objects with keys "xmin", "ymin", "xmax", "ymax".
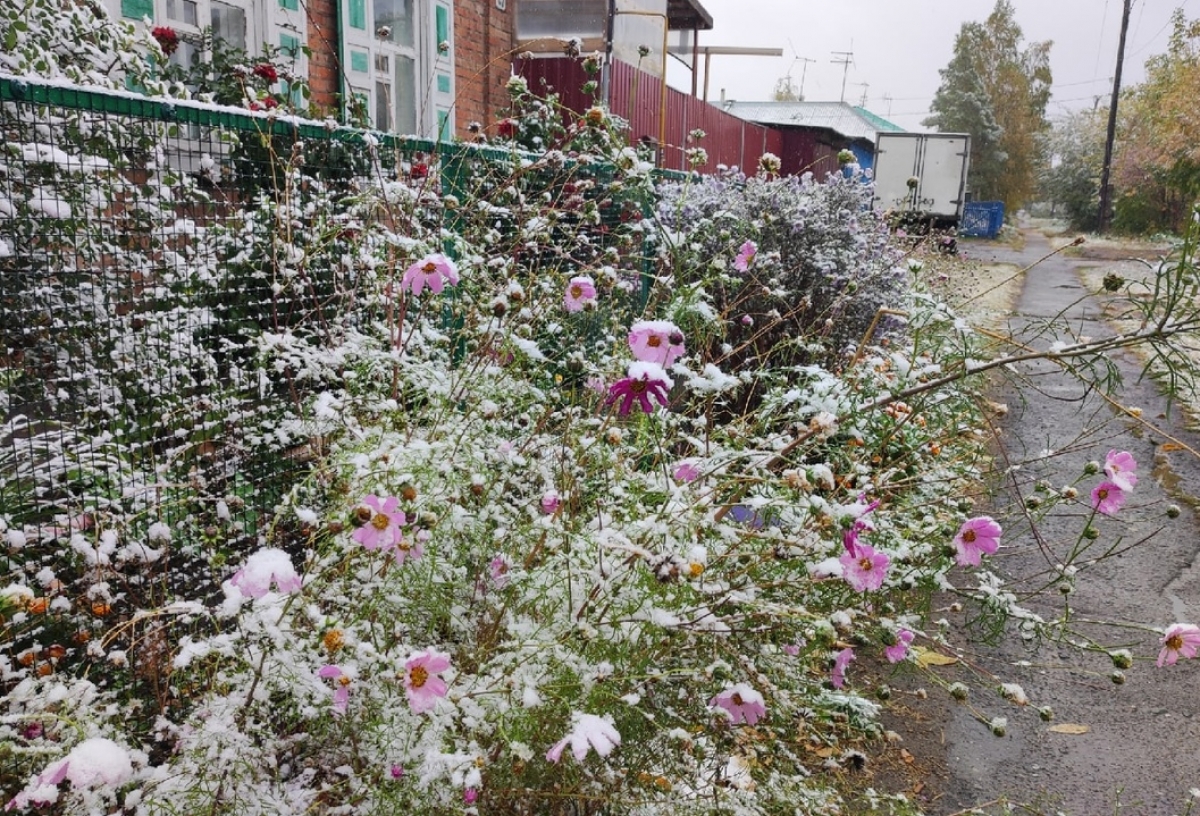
[{"xmin": 0, "ymin": 76, "xmax": 677, "ymax": 559}]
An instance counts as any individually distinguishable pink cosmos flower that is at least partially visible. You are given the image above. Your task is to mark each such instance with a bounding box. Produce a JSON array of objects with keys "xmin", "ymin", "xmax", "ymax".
[
  {"xmin": 842, "ymin": 498, "xmax": 881, "ymax": 557},
  {"xmin": 1091, "ymin": 481, "xmax": 1126, "ymax": 516},
  {"xmin": 709, "ymin": 683, "xmax": 767, "ymax": 725},
  {"xmin": 489, "ymin": 555, "xmax": 511, "ymax": 589},
  {"xmin": 839, "ymin": 542, "xmax": 890, "ymax": 592},
  {"xmin": 885, "ymin": 629, "xmax": 915, "ymax": 663},
  {"xmin": 831, "ymin": 647, "xmax": 855, "ymax": 689},
  {"xmin": 1157, "ymin": 623, "xmax": 1200, "ymax": 667},
  {"xmin": 606, "ymin": 361, "xmax": 672, "ymax": 416},
  {"xmin": 353, "ymin": 495, "xmax": 404, "ymax": 551},
  {"xmin": 230, "ymin": 547, "xmax": 303, "ymax": 597},
  {"xmin": 541, "ymin": 491, "xmax": 560, "ymax": 515},
  {"xmin": 546, "ymin": 713, "xmax": 621, "ymax": 763},
  {"xmin": 464, "ymin": 788, "xmax": 479, "ymax": 804},
  {"xmin": 1104, "ymin": 450, "xmax": 1138, "ymax": 491},
  {"xmin": 404, "ymin": 649, "xmax": 451, "ymax": 713},
  {"xmin": 628, "ymin": 320, "xmax": 686, "ymax": 367},
  {"xmin": 733, "ymin": 240, "xmax": 757, "ymax": 272},
  {"xmin": 4, "ymin": 737, "xmax": 133, "ymax": 811},
  {"xmin": 673, "ymin": 461, "xmax": 700, "ymax": 483},
  {"xmin": 564, "ymin": 276, "xmax": 597, "ymax": 312},
  {"xmin": 401, "ymin": 253, "xmax": 460, "ymax": 296},
  {"xmin": 318, "ymin": 664, "xmax": 352, "ymax": 715},
  {"xmin": 390, "ymin": 764, "xmax": 405, "ymax": 779},
  {"xmin": 953, "ymin": 516, "xmax": 1002, "ymax": 566},
  {"xmin": 782, "ymin": 643, "xmax": 803, "ymax": 656}
]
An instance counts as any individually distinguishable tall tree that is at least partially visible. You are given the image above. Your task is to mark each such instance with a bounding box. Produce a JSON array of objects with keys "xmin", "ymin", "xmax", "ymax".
[{"xmin": 924, "ymin": 1, "xmax": 1052, "ymax": 211}]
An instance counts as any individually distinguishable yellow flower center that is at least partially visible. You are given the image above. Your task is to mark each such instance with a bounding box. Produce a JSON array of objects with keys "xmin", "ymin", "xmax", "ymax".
[
  {"xmin": 410, "ymin": 665, "xmax": 429, "ymax": 688},
  {"xmin": 629, "ymin": 380, "xmax": 647, "ymax": 394},
  {"xmin": 1167, "ymin": 633, "xmax": 1184, "ymax": 651},
  {"xmin": 371, "ymin": 512, "xmax": 390, "ymax": 531},
  {"xmin": 1098, "ymin": 488, "xmax": 1110, "ymax": 500},
  {"xmin": 423, "ymin": 262, "xmax": 437, "ymax": 273},
  {"xmin": 397, "ymin": 538, "xmax": 412, "ymax": 552},
  {"xmin": 859, "ymin": 557, "xmax": 874, "ymax": 571},
  {"xmin": 646, "ymin": 335, "xmax": 662, "ymax": 348},
  {"xmin": 570, "ymin": 284, "xmax": 584, "ymax": 298},
  {"xmin": 338, "ymin": 675, "xmax": 351, "ymax": 687},
  {"xmin": 731, "ymin": 692, "xmax": 744, "ymax": 706},
  {"xmin": 688, "ymin": 563, "xmax": 704, "ymax": 578},
  {"xmin": 962, "ymin": 529, "xmax": 977, "ymax": 543}
]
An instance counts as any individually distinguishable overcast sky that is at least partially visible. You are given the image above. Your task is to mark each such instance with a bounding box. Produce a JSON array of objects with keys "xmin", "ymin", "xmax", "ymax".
[{"xmin": 664, "ymin": 0, "xmax": 1194, "ymax": 130}]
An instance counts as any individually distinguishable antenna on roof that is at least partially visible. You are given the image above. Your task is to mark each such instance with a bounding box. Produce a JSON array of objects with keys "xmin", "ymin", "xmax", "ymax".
[
  {"xmin": 785, "ymin": 39, "xmax": 816, "ymax": 101},
  {"xmin": 854, "ymin": 82, "xmax": 869, "ymax": 107},
  {"xmin": 831, "ymin": 49, "xmax": 854, "ymax": 103}
]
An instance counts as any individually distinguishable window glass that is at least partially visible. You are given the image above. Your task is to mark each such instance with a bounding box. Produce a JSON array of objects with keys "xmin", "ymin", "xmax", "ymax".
[
  {"xmin": 394, "ymin": 56, "xmax": 416, "ymax": 134},
  {"xmin": 375, "ymin": 81, "xmax": 392, "ymax": 131},
  {"xmin": 120, "ymin": 0, "xmax": 154, "ymax": 20},
  {"xmin": 166, "ymin": 0, "xmax": 199, "ymax": 25},
  {"xmin": 348, "ymin": 0, "xmax": 366, "ymax": 29},
  {"xmin": 211, "ymin": 2, "xmax": 246, "ymax": 51},
  {"xmin": 373, "ymin": 0, "xmax": 413, "ymax": 47}
]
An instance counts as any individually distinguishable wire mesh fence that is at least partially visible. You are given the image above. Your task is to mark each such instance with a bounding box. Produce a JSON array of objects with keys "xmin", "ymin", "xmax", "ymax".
[{"xmin": 0, "ymin": 76, "xmax": 664, "ymax": 562}]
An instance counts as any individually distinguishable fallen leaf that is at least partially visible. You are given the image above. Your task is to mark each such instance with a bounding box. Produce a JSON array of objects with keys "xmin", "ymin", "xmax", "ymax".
[
  {"xmin": 912, "ymin": 646, "xmax": 959, "ymax": 667},
  {"xmin": 1160, "ymin": 442, "xmax": 1184, "ymax": 452},
  {"xmin": 1048, "ymin": 723, "xmax": 1090, "ymax": 734},
  {"xmin": 912, "ymin": 781, "xmax": 925, "ymax": 795},
  {"xmin": 900, "ymin": 748, "xmax": 914, "ymax": 764}
]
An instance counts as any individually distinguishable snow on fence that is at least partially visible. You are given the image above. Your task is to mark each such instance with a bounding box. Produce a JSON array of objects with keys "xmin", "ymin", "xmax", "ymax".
[{"xmin": 0, "ymin": 76, "xmax": 665, "ymax": 560}]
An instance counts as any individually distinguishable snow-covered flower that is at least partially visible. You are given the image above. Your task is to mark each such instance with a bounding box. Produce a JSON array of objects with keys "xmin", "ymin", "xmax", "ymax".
[
  {"xmin": 709, "ymin": 683, "xmax": 767, "ymax": 725},
  {"xmin": 353, "ymin": 495, "xmax": 404, "ymax": 551},
  {"xmin": 839, "ymin": 542, "xmax": 890, "ymax": 592},
  {"xmin": 628, "ymin": 320, "xmax": 685, "ymax": 367},
  {"xmin": 546, "ymin": 713, "xmax": 621, "ymax": 763},
  {"xmin": 318, "ymin": 664, "xmax": 353, "ymax": 715},
  {"xmin": 229, "ymin": 548, "xmax": 302, "ymax": 597},
  {"xmin": 404, "ymin": 649, "xmax": 451, "ymax": 713},
  {"xmin": 563, "ymin": 276, "xmax": 597, "ymax": 312},
  {"xmin": 540, "ymin": 491, "xmax": 560, "ymax": 515},
  {"xmin": 952, "ymin": 516, "xmax": 1001, "ymax": 566},
  {"xmin": 605, "ymin": 361, "xmax": 672, "ymax": 416},
  {"xmin": 885, "ymin": 629, "xmax": 914, "ymax": 663},
  {"xmin": 401, "ymin": 253, "xmax": 460, "ymax": 295},
  {"xmin": 733, "ymin": 240, "xmax": 757, "ymax": 272},
  {"xmin": 1157, "ymin": 623, "xmax": 1200, "ymax": 667},
  {"xmin": 1091, "ymin": 481, "xmax": 1126, "ymax": 516},
  {"xmin": 489, "ymin": 555, "xmax": 511, "ymax": 589},
  {"xmin": 831, "ymin": 647, "xmax": 855, "ymax": 689},
  {"xmin": 5, "ymin": 738, "xmax": 133, "ymax": 811},
  {"xmin": 673, "ymin": 461, "xmax": 700, "ymax": 483}
]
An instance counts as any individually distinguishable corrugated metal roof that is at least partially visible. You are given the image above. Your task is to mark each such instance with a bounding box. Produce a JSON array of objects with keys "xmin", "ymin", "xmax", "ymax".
[{"xmin": 721, "ymin": 101, "xmax": 905, "ymax": 142}]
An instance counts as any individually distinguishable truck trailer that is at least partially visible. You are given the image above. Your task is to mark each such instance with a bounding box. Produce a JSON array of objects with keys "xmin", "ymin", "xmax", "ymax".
[{"xmin": 872, "ymin": 132, "xmax": 971, "ymax": 230}]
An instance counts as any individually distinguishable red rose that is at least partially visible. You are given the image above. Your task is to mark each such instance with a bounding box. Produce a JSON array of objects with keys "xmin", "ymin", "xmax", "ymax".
[
  {"xmin": 496, "ymin": 118, "xmax": 518, "ymax": 139},
  {"xmin": 152, "ymin": 26, "xmax": 179, "ymax": 57},
  {"xmin": 263, "ymin": 96, "xmax": 279, "ymax": 109},
  {"xmin": 253, "ymin": 63, "xmax": 279, "ymax": 83}
]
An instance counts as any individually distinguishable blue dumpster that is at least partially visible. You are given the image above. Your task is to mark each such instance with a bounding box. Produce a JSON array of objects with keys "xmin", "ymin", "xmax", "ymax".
[{"xmin": 960, "ymin": 201, "xmax": 1005, "ymax": 238}]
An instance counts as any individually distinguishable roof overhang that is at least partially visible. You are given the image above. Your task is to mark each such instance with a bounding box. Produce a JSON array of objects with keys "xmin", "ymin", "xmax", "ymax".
[{"xmin": 667, "ymin": 0, "xmax": 713, "ymax": 30}]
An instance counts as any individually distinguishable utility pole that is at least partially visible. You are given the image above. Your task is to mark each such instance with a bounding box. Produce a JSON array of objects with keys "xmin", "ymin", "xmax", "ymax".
[
  {"xmin": 883, "ymin": 93, "xmax": 893, "ymax": 116},
  {"xmin": 831, "ymin": 50, "xmax": 853, "ymax": 103},
  {"xmin": 1097, "ymin": 0, "xmax": 1132, "ymax": 233}
]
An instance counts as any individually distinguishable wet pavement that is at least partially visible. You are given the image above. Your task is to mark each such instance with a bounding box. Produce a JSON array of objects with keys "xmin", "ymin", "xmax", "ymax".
[{"xmin": 934, "ymin": 229, "xmax": 1200, "ymax": 814}]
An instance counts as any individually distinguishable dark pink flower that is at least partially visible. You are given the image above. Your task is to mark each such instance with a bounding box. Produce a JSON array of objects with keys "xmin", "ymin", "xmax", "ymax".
[
  {"xmin": 318, "ymin": 664, "xmax": 352, "ymax": 715},
  {"xmin": 628, "ymin": 320, "xmax": 685, "ymax": 367},
  {"xmin": 841, "ymin": 498, "xmax": 880, "ymax": 557},
  {"xmin": 404, "ymin": 649, "xmax": 451, "ymax": 713},
  {"xmin": 489, "ymin": 555, "xmax": 511, "ymax": 589},
  {"xmin": 885, "ymin": 629, "xmax": 915, "ymax": 663},
  {"xmin": 782, "ymin": 643, "xmax": 802, "ymax": 656},
  {"xmin": 673, "ymin": 461, "xmax": 700, "ymax": 483},
  {"xmin": 952, "ymin": 516, "xmax": 1002, "ymax": 566},
  {"xmin": 564, "ymin": 276, "xmax": 597, "ymax": 312},
  {"xmin": 839, "ymin": 542, "xmax": 890, "ymax": 591},
  {"xmin": 353, "ymin": 495, "xmax": 404, "ymax": 552},
  {"xmin": 1091, "ymin": 481, "xmax": 1126, "ymax": 516},
  {"xmin": 1158, "ymin": 623, "xmax": 1200, "ymax": 667},
  {"xmin": 1104, "ymin": 450, "xmax": 1138, "ymax": 491},
  {"xmin": 709, "ymin": 683, "xmax": 767, "ymax": 725},
  {"xmin": 401, "ymin": 253, "xmax": 460, "ymax": 296},
  {"xmin": 831, "ymin": 647, "xmax": 855, "ymax": 689},
  {"xmin": 605, "ymin": 362, "xmax": 672, "ymax": 416},
  {"xmin": 390, "ymin": 764, "xmax": 405, "ymax": 779},
  {"xmin": 733, "ymin": 240, "xmax": 757, "ymax": 272},
  {"xmin": 541, "ymin": 491, "xmax": 560, "ymax": 515},
  {"xmin": 464, "ymin": 788, "xmax": 478, "ymax": 804}
]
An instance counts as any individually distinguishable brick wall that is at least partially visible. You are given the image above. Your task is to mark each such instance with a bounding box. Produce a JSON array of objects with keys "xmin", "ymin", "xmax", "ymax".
[
  {"xmin": 306, "ymin": 0, "xmax": 341, "ymax": 115},
  {"xmin": 454, "ymin": 0, "xmax": 515, "ymax": 138}
]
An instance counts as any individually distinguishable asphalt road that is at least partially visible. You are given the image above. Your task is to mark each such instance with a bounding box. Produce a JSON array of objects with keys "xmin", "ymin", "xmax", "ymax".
[{"xmin": 934, "ymin": 229, "xmax": 1200, "ymax": 814}]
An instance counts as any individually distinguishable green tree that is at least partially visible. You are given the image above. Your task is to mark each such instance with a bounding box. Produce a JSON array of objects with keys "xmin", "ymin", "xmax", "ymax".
[
  {"xmin": 1041, "ymin": 108, "xmax": 1107, "ymax": 231},
  {"xmin": 924, "ymin": 0, "xmax": 1052, "ymax": 211}
]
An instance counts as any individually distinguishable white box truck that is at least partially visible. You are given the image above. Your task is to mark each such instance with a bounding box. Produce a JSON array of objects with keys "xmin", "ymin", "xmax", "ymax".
[{"xmin": 872, "ymin": 133, "xmax": 971, "ymax": 229}]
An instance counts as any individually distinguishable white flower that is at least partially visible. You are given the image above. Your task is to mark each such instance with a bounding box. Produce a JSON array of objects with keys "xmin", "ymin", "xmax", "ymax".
[{"xmin": 545, "ymin": 713, "xmax": 621, "ymax": 763}]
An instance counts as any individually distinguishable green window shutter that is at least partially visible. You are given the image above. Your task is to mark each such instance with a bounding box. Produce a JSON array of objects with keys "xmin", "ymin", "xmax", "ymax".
[
  {"xmin": 279, "ymin": 0, "xmax": 299, "ymax": 10},
  {"xmin": 350, "ymin": 50, "xmax": 368, "ymax": 73},
  {"xmin": 437, "ymin": 108, "xmax": 450, "ymax": 141},
  {"xmin": 348, "ymin": 0, "xmax": 365, "ymax": 29},
  {"xmin": 436, "ymin": 73, "xmax": 450, "ymax": 94},
  {"xmin": 121, "ymin": 0, "xmax": 154, "ymax": 19},
  {"xmin": 435, "ymin": 5, "xmax": 449, "ymax": 46},
  {"xmin": 279, "ymin": 32, "xmax": 300, "ymax": 57}
]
